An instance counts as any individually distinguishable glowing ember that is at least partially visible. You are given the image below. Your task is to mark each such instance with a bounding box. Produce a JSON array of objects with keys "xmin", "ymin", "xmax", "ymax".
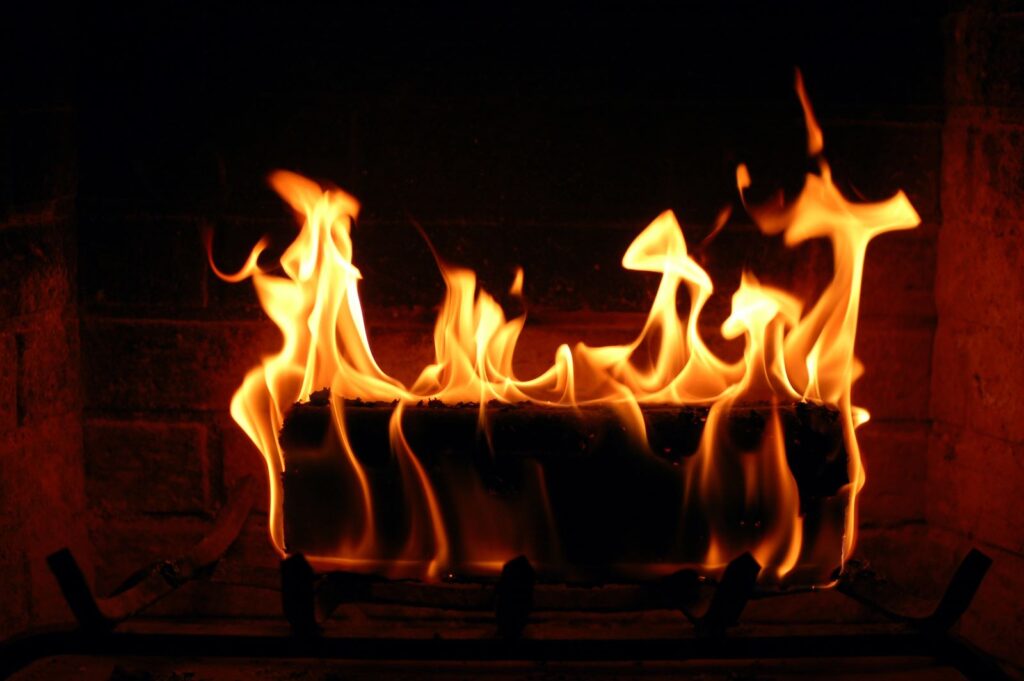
[{"xmin": 210, "ymin": 73, "xmax": 920, "ymax": 584}]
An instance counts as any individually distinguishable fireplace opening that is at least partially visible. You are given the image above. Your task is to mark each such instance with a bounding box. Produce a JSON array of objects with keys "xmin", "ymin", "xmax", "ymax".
[
  {"xmin": 210, "ymin": 75, "xmax": 912, "ymax": 588},
  {"xmin": 2, "ymin": 2, "xmax": 1022, "ymax": 679}
]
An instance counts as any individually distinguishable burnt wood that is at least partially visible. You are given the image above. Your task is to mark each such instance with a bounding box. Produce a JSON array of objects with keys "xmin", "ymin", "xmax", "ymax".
[{"xmin": 279, "ymin": 396, "xmax": 849, "ymax": 582}]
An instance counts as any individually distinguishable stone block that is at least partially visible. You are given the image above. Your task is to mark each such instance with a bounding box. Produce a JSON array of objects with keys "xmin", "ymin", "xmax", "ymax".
[
  {"xmin": 0, "ymin": 223, "xmax": 74, "ymax": 322},
  {"xmin": 0, "ymin": 517, "xmax": 30, "ymax": 639},
  {"xmin": 0, "ymin": 414, "xmax": 89, "ymax": 627},
  {"xmin": 861, "ymin": 230, "xmax": 937, "ymax": 321},
  {"xmin": 853, "ymin": 321, "xmax": 935, "ymax": 422},
  {"xmin": 0, "ymin": 332, "xmax": 16, "ymax": 433},
  {"xmin": 942, "ymin": 119, "xmax": 1024, "ymax": 222},
  {"xmin": 85, "ymin": 419, "xmax": 210, "ymax": 515},
  {"xmin": 81, "ymin": 318, "xmax": 278, "ymax": 412},
  {"xmin": 79, "ymin": 214, "xmax": 207, "ymax": 314},
  {"xmin": 930, "ymin": 318, "xmax": 1024, "ymax": 443},
  {"xmin": 927, "ymin": 423, "xmax": 1024, "ymax": 554},
  {"xmin": 16, "ymin": 312, "xmax": 80, "ymax": 427},
  {"xmin": 933, "ymin": 217, "xmax": 1024, "ymax": 332},
  {"xmin": 857, "ymin": 420, "xmax": 929, "ymax": 525},
  {"xmin": 214, "ymin": 410, "xmax": 269, "ymax": 514},
  {"xmin": 947, "ymin": 9, "xmax": 1024, "ymax": 110}
]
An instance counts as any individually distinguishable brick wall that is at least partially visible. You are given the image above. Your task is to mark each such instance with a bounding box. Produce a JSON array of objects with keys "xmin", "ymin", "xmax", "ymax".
[
  {"xmin": 0, "ymin": 8, "xmax": 89, "ymax": 637},
  {"xmin": 923, "ymin": 4, "xmax": 1024, "ymax": 669}
]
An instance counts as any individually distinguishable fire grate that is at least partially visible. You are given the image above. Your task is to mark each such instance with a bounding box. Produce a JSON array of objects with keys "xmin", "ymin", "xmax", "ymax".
[{"xmin": 0, "ymin": 477, "xmax": 1009, "ymax": 681}]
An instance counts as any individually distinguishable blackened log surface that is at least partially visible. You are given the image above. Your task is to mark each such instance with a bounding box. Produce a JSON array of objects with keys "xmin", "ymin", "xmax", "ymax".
[
  {"xmin": 282, "ymin": 398, "xmax": 847, "ymax": 485},
  {"xmin": 280, "ymin": 397, "xmax": 848, "ymax": 580},
  {"xmin": 786, "ymin": 402, "xmax": 847, "ymax": 511}
]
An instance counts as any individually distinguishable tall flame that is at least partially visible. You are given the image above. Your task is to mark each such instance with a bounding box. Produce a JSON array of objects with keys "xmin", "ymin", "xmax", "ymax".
[{"xmin": 212, "ymin": 72, "xmax": 920, "ymax": 583}]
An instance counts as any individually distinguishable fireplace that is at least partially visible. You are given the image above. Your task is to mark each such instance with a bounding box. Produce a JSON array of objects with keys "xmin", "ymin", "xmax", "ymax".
[{"xmin": 2, "ymin": 2, "xmax": 1022, "ymax": 679}]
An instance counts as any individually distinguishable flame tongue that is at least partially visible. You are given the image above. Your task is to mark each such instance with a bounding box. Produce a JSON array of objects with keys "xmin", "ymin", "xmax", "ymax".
[{"xmin": 213, "ymin": 73, "xmax": 920, "ymax": 583}]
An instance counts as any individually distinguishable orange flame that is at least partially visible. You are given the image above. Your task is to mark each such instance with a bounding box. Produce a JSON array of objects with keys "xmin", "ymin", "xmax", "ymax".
[{"xmin": 211, "ymin": 72, "xmax": 920, "ymax": 584}]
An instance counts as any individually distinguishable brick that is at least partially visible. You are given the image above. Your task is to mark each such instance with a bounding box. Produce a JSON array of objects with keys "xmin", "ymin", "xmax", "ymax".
[
  {"xmin": 214, "ymin": 411, "xmax": 269, "ymax": 514},
  {"xmin": 23, "ymin": 426, "xmax": 89, "ymax": 626},
  {"xmin": 942, "ymin": 120, "xmax": 1024, "ymax": 222},
  {"xmin": 0, "ymin": 413, "xmax": 89, "ymax": 627},
  {"xmin": 933, "ymin": 217, "xmax": 1024, "ymax": 332},
  {"xmin": 79, "ymin": 214, "xmax": 207, "ymax": 313},
  {"xmin": 927, "ymin": 423, "xmax": 1024, "ymax": 554},
  {"xmin": 81, "ymin": 318, "xmax": 278, "ymax": 412},
  {"xmin": 930, "ymin": 318, "xmax": 1024, "ymax": 443},
  {"xmin": 0, "ymin": 223, "xmax": 74, "ymax": 322},
  {"xmin": 0, "ymin": 332, "xmax": 16, "ymax": 432},
  {"xmin": 85, "ymin": 419, "xmax": 210, "ymax": 515},
  {"xmin": 860, "ymin": 230, "xmax": 937, "ymax": 320},
  {"xmin": 83, "ymin": 313, "xmax": 933, "ymax": 425},
  {"xmin": 948, "ymin": 9, "xmax": 1024, "ymax": 110},
  {"xmin": 82, "ymin": 309, "xmax": 931, "ymax": 429},
  {"xmin": 0, "ymin": 518, "xmax": 30, "ymax": 639},
  {"xmin": 857, "ymin": 420, "xmax": 929, "ymax": 525},
  {"xmin": 0, "ymin": 414, "xmax": 86, "ymax": 522},
  {"xmin": 852, "ymin": 321, "xmax": 935, "ymax": 422},
  {"xmin": 16, "ymin": 312, "xmax": 80, "ymax": 426}
]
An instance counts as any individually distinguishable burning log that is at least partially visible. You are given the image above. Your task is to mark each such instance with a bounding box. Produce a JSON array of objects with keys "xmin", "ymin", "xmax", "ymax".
[
  {"xmin": 279, "ymin": 393, "xmax": 849, "ymax": 584},
  {"xmin": 211, "ymin": 76, "xmax": 921, "ymax": 589}
]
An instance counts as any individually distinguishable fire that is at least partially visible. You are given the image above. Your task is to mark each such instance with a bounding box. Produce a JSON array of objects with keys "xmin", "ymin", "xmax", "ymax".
[{"xmin": 211, "ymin": 73, "xmax": 920, "ymax": 584}]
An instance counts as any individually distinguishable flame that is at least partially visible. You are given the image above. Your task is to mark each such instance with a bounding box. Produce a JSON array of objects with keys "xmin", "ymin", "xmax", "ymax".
[{"xmin": 211, "ymin": 72, "xmax": 919, "ymax": 584}]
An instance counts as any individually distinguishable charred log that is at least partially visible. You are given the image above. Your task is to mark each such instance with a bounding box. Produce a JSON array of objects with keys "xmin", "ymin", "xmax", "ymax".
[{"xmin": 279, "ymin": 393, "xmax": 849, "ymax": 584}]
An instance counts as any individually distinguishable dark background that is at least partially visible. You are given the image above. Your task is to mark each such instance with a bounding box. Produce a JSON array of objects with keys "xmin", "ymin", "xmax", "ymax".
[{"xmin": 11, "ymin": 1, "xmax": 947, "ymax": 312}]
